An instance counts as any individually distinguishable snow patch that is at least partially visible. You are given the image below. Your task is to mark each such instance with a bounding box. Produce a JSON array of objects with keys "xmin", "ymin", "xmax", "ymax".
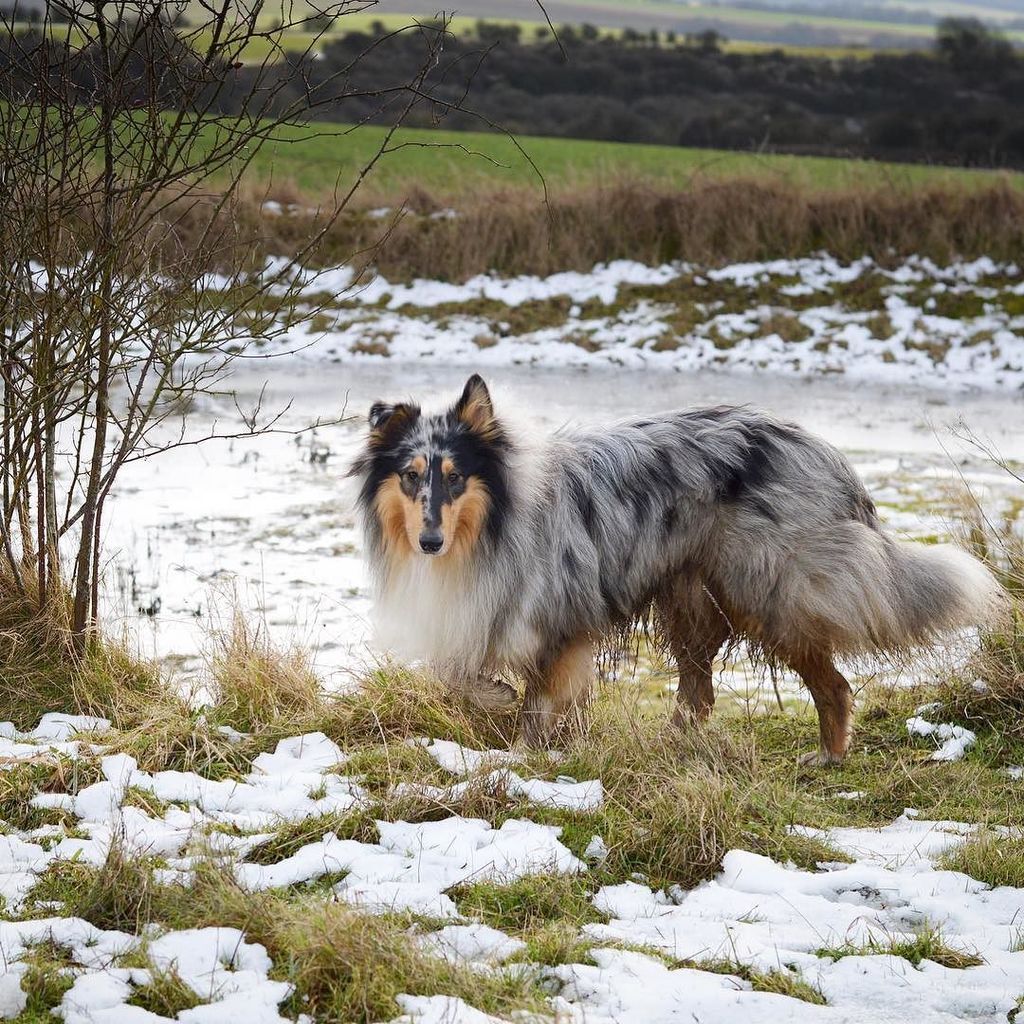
[{"xmin": 907, "ymin": 706, "xmax": 977, "ymax": 762}]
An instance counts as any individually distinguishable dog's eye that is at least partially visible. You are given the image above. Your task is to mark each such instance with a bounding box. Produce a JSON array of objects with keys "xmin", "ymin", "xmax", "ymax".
[
  {"xmin": 403, "ymin": 469, "xmax": 419, "ymax": 485},
  {"xmin": 447, "ymin": 471, "xmax": 462, "ymax": 486}
]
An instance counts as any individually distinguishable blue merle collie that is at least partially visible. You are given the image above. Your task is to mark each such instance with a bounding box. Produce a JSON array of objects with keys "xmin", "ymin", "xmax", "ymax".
[{"xmin": 350, "ymin": 375, "xmax": 1001, "ymax": 763}]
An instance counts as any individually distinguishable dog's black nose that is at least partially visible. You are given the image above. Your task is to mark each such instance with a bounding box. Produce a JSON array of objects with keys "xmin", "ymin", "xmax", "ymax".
[{"xmin": 419, "ymin": 530, "xmax": 443, "ymax": 554}]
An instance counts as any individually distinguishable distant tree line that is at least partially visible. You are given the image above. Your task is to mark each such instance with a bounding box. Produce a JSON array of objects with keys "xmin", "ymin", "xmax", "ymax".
[
  {"xmin": 730, "ymin": 1, "xmax": 938, "ymax": 26},
  {"xmin": 298, "ymin": 17, "xmax": 1024, "ymax": 168},
  {"xmin": 2, "ymin": 14, "xmax": 1022, "ymax": 168}
]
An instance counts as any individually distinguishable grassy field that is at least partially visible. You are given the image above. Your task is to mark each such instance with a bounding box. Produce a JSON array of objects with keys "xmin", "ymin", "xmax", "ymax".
[
  {"xmin": 475, "ymin": 0, "xmax": 1024, "ymax": 44},
  {"xmin": 239, "ymin": 121, "xmax": 1024, "ymax": 197}
]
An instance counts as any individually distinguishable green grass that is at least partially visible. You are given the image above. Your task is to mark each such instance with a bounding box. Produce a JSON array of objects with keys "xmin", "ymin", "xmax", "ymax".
[
  {"xmin": 0, "ymin": 759, "xmax": 102, "ymax": 833},
  {"xmin": 127, "ymin": 968, "xmax": 203, "ymax": 1017},
  {"xmin": 17, "ymin": 941, "xmax": 76, "ymax": 1018},
  {"xmin": 244, "ymin": 809, "xmax": 379, "ymax": 864},
  {"xmin": 938, "ymin": 832, "xmax": 1024, "ymax": 889},
  {"xmin": 450, "ymin": 874, "xmax": 605, "ymax": 933},
  {"xmin": 817, "ymin": 925, "xmax": 984, "ymax": 969},
  {"xmin": 742, "ymin": 689, "xmax": 1024, "ymax": 830},
  {"xmin": 676, "ymin": 958, "xmax": 826, "ymax": 1004},
  {"xmin": 238, "ymin": 120, "xmax": 1024, "ymax": 197}
]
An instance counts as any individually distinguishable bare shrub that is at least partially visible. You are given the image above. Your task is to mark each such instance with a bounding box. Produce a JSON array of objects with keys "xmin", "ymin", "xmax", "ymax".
[{"xmin": 0, "ymin": 1, "xmax": 480, "ymax": 659}]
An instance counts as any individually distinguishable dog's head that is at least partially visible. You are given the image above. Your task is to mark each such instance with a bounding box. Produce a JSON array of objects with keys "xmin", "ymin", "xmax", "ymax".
[{"xmin": 349, "ymin": 374, "xmax": 510, "ymax": 560}]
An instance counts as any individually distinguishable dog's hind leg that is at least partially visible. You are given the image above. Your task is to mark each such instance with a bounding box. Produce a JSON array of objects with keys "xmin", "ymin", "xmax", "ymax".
[
  {"xmin": 521, "ymin": 639, "xmax": 594, "ymax": 747},
  {"xmin": 784, "ymin": 648, "xmax": 853, "ymax": 765},
  {"xmin": 656, "ymin": 581, "xmax": 731, "ymax": 726}
]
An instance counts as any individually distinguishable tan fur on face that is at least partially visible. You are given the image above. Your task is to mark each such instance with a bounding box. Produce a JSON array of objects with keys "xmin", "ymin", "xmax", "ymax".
[
  {"xmin": 375, "ymin": 473, "xmax": 490, "ymax": 561},
  {"xmin": 375, "ymin": 476, "xmax": 421, "ymax": 564},
  {"xmin": 441, "ymin": 478, "xmax": 490, "ymax": 560}
]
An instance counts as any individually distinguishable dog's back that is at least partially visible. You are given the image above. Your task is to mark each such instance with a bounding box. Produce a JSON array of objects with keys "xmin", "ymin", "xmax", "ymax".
[{"xmin": 544, "ymin": 405, "xmax": 995, "ymax": 650}]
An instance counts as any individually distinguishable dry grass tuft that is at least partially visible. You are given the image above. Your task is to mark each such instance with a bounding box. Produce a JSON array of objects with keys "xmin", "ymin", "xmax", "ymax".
[
  {"xmin": 209, "ymin": 615, "xmax": 323, "ymax": 732},
  {"xmin": 937, "ymin": 508, "xmax": 1024, "ymax": 740},
  {"xmin": 0, "ymin": 576, "xmax": 164, "ymax": 732},
  {"xmin": 127, "ymin": 967, "xmax": 203, "ymax": 1018},
  {"xmin": 26, "ymin": 842, "xmax": 168, "ymax": 933},
  {"xmin": 938, "ymin": 832, "xmax": 1024, "ymax": 889},
  {"xmin": 313, "ymin": 663, "xmax": 519, "ymax": 751}
]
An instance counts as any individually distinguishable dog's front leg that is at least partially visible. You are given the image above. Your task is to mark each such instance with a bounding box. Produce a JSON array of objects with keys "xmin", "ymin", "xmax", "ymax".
[{"xmin": 521, "ymin": 639, "xmax": 594, "ymax": 746}]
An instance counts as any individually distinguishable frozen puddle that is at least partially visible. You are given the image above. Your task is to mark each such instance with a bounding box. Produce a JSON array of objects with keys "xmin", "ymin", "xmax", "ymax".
[
  {"xmin": 0, "ymin": 719, "xmax": 1022, "ymax": 1022},
  {"xmin": 102, "ymin": 353, "xmax": 1024, "ymax": 689}
]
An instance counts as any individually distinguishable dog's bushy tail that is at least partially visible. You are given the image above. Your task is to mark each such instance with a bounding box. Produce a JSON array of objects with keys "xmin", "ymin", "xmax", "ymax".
[
  {"xmin": 787, "ymin": 526, "xmax": 1005, "ymax": 656},
  {"xmin": 878, "ymin": 539, "xmax": 1004, "ymax": 648}
]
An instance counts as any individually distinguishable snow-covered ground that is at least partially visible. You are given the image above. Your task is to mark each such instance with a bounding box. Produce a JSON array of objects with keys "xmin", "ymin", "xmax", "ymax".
[
  {"xmin": 99, "ymin": 254, "xmax": 1024, "ymax": 681},
  {"xmin": 26, "ymin": 255, "xmax": 1015, "ymax": 1023},
  {"xmin": 219, "ymin": 255, "xmax": 1024, "ymax": 391},
  {"xmin": 2, "ymin": 718, "xmax": 1022, "ymax": 1023}
]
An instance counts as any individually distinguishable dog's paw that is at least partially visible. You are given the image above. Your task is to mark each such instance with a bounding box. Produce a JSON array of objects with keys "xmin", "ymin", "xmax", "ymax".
[
  {"xmin": 520, "ymin": 694, "xmax": 557, "ymax": 748},
  {"xmin": 798, "ymin": 749, "xmax": 844, "ymax": 767},
  {"xmin": 466, "ymin": 676, "xmax": 519, "ymax": 712}
]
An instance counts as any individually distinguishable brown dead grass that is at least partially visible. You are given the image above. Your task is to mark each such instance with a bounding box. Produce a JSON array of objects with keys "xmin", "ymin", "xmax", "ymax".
[{"xmin": 156, "ymin": 176, "xmax": 1024, "ymax": 284}]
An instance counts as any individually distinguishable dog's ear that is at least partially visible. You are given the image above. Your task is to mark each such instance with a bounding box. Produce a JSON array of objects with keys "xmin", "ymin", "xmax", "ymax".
[
  {"xmin": 454, "ymin": 374, "xmax": 499, "ymax": 439},
  {"xmin": 368, "ymin": 400, "xmax": 419, "ymax": 441}
]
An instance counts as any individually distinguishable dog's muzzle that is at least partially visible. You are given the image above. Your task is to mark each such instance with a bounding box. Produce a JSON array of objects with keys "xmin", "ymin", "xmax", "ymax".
[{"xmin": 419, "ymin": 529, "xmax": 444, "ymax": 554}]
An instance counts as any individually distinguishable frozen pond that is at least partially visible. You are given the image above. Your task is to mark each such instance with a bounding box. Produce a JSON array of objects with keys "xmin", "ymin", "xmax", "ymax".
[{"xmin": 101, "ymin": 362, "xmax": 1024, "ymax": 688}]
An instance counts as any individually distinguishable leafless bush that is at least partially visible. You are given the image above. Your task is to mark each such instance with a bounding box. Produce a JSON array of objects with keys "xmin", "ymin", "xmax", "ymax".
[{"xmin": 0, "ymin": 1, "xmax": 481, "ymax": 644}]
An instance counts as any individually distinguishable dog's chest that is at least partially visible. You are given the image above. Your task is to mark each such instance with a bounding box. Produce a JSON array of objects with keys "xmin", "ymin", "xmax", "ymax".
[{"xmin": 372, "ymin": 559, "xmax": 491, "ymax": 669}]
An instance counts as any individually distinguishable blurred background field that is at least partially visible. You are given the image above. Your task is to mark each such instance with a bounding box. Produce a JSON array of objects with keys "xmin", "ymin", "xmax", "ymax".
[{"xmin": 236, "ymin": 122, "xmax": 1024, "ymax": 197}]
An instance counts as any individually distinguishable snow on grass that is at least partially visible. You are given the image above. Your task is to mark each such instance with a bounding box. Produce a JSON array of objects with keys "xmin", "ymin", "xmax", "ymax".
[
  {"xmin": 226, "ymin": 254, "xmax": 1024, "ymax": 391},
  {"xmin": 0, "ymin": 918, "xmax": 295, "ymax": 1023},
  {"xmin": 907, "ymin": 705, "xmax": 978, "ymax": 762},
  {"xmin": 391, "ymin": 994, "xmax": 516, "ymax": 1024},
  {"xmin": 268, "ymin": 258, "xmax": 680, "ymax": 310},
  {"xmin": 3, "ymin": 710, "xmax": 1023, "ymax": 1023},
  {"xmin": 0, "ymin": 713, "xmax": 110, "ymax": 762},
  {"xmin": 559, "ymin": 813, "xmax": 1024, "ymax": 1023},
  {"xmin": 416, "ymin": 923, "xmax": 526, "ymax": 965},
  {"xmin": 414, "ymin": 738, "xmax": 522, "ymax": 776}
]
